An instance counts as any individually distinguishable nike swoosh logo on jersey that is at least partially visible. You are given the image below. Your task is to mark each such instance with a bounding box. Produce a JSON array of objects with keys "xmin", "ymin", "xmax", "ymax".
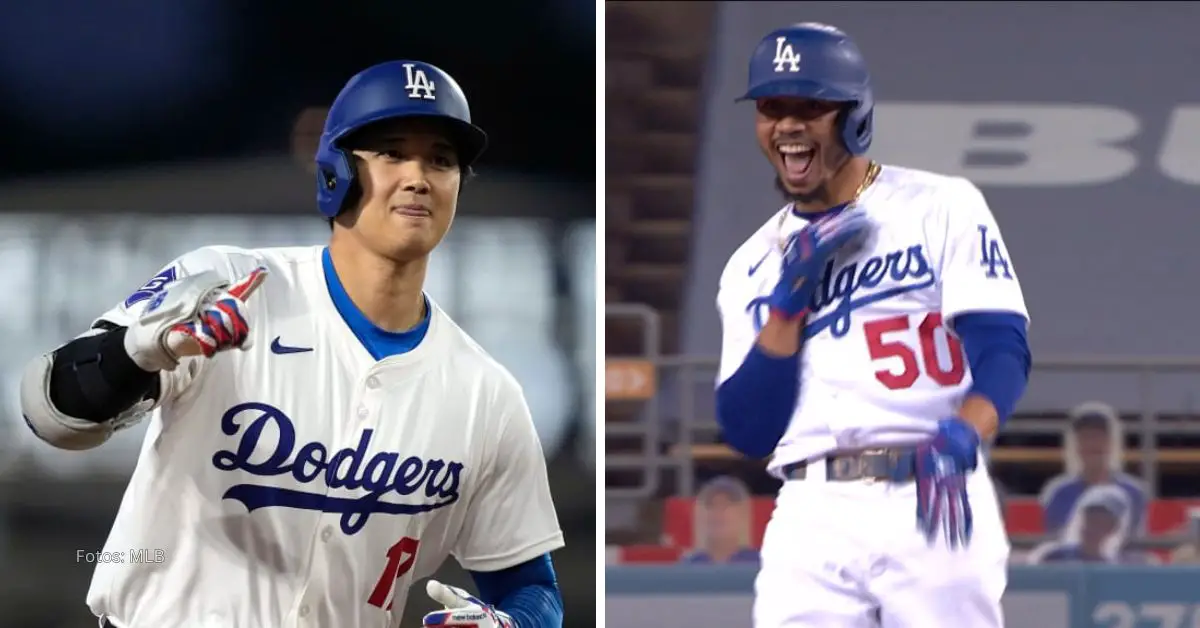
[
  {"xmin": 270, "ymin": 337, "xmax": 313, "ymax": 354},
  {"xmin": 748, "ymin": 251, "xmax": 770, "ymax": 276}
]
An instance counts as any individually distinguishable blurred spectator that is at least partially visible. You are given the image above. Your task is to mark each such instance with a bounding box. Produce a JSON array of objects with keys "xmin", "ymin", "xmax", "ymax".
[
  {"xmin": 1029, "ymin": 485, "xmax": 1154, "ymax": 565},
  {"xmin": 679, "ymin": 476, "xmax": 759, "ymax": 565},
  {"xmin": 1039, "ymin": 401, "xmax": 1148, "ymax": 537},
  {"xmin": 1169, "ymin": 508, "xmax": 1200, "ymax": 564}
]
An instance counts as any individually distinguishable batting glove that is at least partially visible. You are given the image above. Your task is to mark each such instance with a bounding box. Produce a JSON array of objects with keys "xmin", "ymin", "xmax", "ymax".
[
  {"xmin": 422, "ymin": 580, "xmax": 515, "ymax": 628},
  {"xmin": 123, "ymin": 267, "xmax": 269, "ymax": 372},
  {"xmin": 912, "ymin": 418, "xmax": 981, "ymax": 549},
  {"xmin": 767, "ymin": 208, "xmax": 872, "ymax": 320}
]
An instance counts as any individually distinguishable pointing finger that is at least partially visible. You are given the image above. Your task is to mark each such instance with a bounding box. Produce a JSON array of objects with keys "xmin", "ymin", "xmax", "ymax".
[
  {"xmin": 426, "ymin": 580, "xmax": 467, "ymax": 609},
  {"xmin": 227, "ymin": 266, "xmax": 269, "ymax": 301}
]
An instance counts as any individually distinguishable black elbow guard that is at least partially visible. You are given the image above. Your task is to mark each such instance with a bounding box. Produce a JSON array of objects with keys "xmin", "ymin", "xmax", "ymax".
[{"xmin": 49, "ymin": 325, "xmax": 161, "ymax": 423}]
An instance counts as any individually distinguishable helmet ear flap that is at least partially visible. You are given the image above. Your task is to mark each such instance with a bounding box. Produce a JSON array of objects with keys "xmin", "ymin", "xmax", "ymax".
[
  {"xmin": 836, "ymin": 98, "xmax": 874, "ymax": 156},
  {"xmin": 315, "ymin": 143, "xmax": 359, "ymax": 218}
]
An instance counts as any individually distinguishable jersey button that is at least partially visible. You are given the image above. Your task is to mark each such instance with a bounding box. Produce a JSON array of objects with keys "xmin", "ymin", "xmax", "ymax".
[
  {"xmin": 357, "ymin": 406, "xmax": 369, "ymax": 420},
  {"xmin": 321, "ymin": 526, "xmax": 333, "ymax": 542},
  {"xmin": 366, "ymin": 376, "xmax": 380, "ymax": 389},
  {"xmin": 298, "ymin": 605, "xmax": 310, "ymax": 618}
]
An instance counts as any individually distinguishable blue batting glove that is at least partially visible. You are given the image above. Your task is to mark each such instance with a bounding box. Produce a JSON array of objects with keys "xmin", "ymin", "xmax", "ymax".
[
  {"xmin": 931, "ymin": 417, "xmax": 981, "ymax": 471},
  {"xmin": 767, "ymin": 208, "xmax": 872, "ymax": 319},
  {"xmin": 912, "ymin": 417, "xmax": 981, "ymax": 549}
]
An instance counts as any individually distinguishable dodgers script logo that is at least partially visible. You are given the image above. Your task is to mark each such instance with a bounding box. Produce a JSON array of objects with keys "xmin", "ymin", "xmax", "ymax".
[
  {"xmin": 212, "ymin": 402, "xmax": 464, "ymax": 535},
  {"xmin": 746, "ymin": 244, "xmax": 935, "ymax": 338}
]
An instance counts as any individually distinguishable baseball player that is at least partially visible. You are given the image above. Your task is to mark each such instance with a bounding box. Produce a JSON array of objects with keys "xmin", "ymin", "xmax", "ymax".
[
  {"xmin": 19, "ymin": 61, "xmax": 565, "ymax": 628},
  {"xmin": 713, "ymin": 24, "xmax": 1031, "ymax": 627}
]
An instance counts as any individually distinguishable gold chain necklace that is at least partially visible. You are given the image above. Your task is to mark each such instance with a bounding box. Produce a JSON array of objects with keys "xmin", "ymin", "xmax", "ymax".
[{"xmin": 776, "ymin": 160, "xmax": 881, "ymax": 251}]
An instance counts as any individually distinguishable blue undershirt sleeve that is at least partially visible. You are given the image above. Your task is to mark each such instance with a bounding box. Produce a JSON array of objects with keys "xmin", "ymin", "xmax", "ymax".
[
  {"xmin": 951, "ymin": 311, "xmax": 1031, "ymax": 424},
  {"xmin": 714, "ymin": 344, "xmax": 800, "ymax": 458},
  {"xmin": 468, "ymin": 553, "xmax": 563, "ymax": 628}
]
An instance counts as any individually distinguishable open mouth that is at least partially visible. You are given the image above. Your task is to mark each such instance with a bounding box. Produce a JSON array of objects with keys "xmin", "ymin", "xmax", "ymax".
[{"xmin": 778, "ymin": 143, "xmax": 816, "ymax": 182}]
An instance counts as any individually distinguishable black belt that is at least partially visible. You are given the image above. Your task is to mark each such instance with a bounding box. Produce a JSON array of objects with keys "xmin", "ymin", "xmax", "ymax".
[{"xmin": 782, "ymin": 448, "xmax": 917, "ymax": 483}]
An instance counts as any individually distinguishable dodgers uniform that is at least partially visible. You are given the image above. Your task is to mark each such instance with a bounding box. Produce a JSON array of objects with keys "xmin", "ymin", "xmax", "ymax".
[
  {"xmin": 51, "ymin": 245, "xmax": 563, "ymax": 627},
  {"xmin": 716, "ymin": 166, "xmax": 1027, "ymax": 626},
  {"xmin": 19, "ymin": 59, "xmax": 567, "ymax": 628}
]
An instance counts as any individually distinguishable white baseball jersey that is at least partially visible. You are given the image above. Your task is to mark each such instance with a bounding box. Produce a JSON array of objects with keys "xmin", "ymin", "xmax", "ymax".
[
  {"xmin": 83, "ymin": 245, "xmax": 564, "ymax": 628},
  {"xmin": 716, "ymin": 165, "xmax": 1030, "ymax": 477}
]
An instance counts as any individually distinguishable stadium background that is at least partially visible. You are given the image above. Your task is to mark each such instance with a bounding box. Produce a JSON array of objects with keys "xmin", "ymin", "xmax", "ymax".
[
  {"xmin": 0, "ymin": 1, "xmax": 596, "ymax": 627},
  {"xmin": 606, "ymin": 2, "xmax": 1200, "ymax": 625}
]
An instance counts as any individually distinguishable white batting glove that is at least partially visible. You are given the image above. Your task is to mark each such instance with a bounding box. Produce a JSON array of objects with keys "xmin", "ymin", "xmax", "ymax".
[
  {"xmin": 422, "ymin": 579, "xmax": 515, "ymax": 628},
  {"xmin": 122, "ymin": 267, "xmax": 269, "ymax": 372}
]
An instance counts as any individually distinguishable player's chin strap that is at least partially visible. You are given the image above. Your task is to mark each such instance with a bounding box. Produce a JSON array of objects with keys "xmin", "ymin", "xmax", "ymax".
[{"xmin": 423, "ymin": 580, "xmax": 515, "ymax": 628}]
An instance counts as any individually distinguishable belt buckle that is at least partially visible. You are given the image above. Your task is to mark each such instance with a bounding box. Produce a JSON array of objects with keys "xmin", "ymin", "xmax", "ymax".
[
  {"xmin": 862, "ymin": 448, "xmax": 890, "ymax": 484},
  {"xmin": 831, "ymin": 452, "xmax": 873, "ymax": 482}
]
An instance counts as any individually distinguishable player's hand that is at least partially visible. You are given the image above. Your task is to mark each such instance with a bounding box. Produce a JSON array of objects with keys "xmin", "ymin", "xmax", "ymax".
[
  {"xmin": 910, "ymin": 418, "xmax": 981, "ymax": 549},
  {"xmin": 767, "ymin": 208, "xmax": 872, "ymax": 319},
  {"xmin": 123, "ymin": 267, "xmax": 269, "ymax": 372},
  {"xmin": 422, "ymin": 580, "xmax": 515, "ymax": 628}
]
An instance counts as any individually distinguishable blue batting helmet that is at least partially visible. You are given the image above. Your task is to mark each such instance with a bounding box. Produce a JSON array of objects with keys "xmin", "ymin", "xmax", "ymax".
[
  {"xmin": 738, "ymin": 23, "xmax": 874, "ymax": 155},
  {"xmin": 315, "ymin": 60, "xmax": 488, "ymax": 218}
]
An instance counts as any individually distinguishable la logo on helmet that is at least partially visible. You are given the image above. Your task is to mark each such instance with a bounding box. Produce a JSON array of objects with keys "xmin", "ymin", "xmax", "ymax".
[
  {"xmin": 403, "ymin": 63, "xmax": 437, "ymax": 101},
  {"xmin": 772, "ymin": 38, "xmax": 801, "ymax": 73}
]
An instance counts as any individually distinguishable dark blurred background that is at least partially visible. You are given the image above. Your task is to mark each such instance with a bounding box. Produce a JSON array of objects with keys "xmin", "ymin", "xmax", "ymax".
[{"xmin": 0, "ymin": 1, "xmax": 595, "ymax": 626}]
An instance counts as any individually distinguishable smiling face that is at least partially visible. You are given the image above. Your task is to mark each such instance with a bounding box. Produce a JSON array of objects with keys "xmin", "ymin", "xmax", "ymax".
[
  {"xmin": 755, "ymin": 96, "xmax": 854, "ymax": 205},
  {"xmin": 335, "ymin": 117, "xmax": 462, "ymax": 262}
]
